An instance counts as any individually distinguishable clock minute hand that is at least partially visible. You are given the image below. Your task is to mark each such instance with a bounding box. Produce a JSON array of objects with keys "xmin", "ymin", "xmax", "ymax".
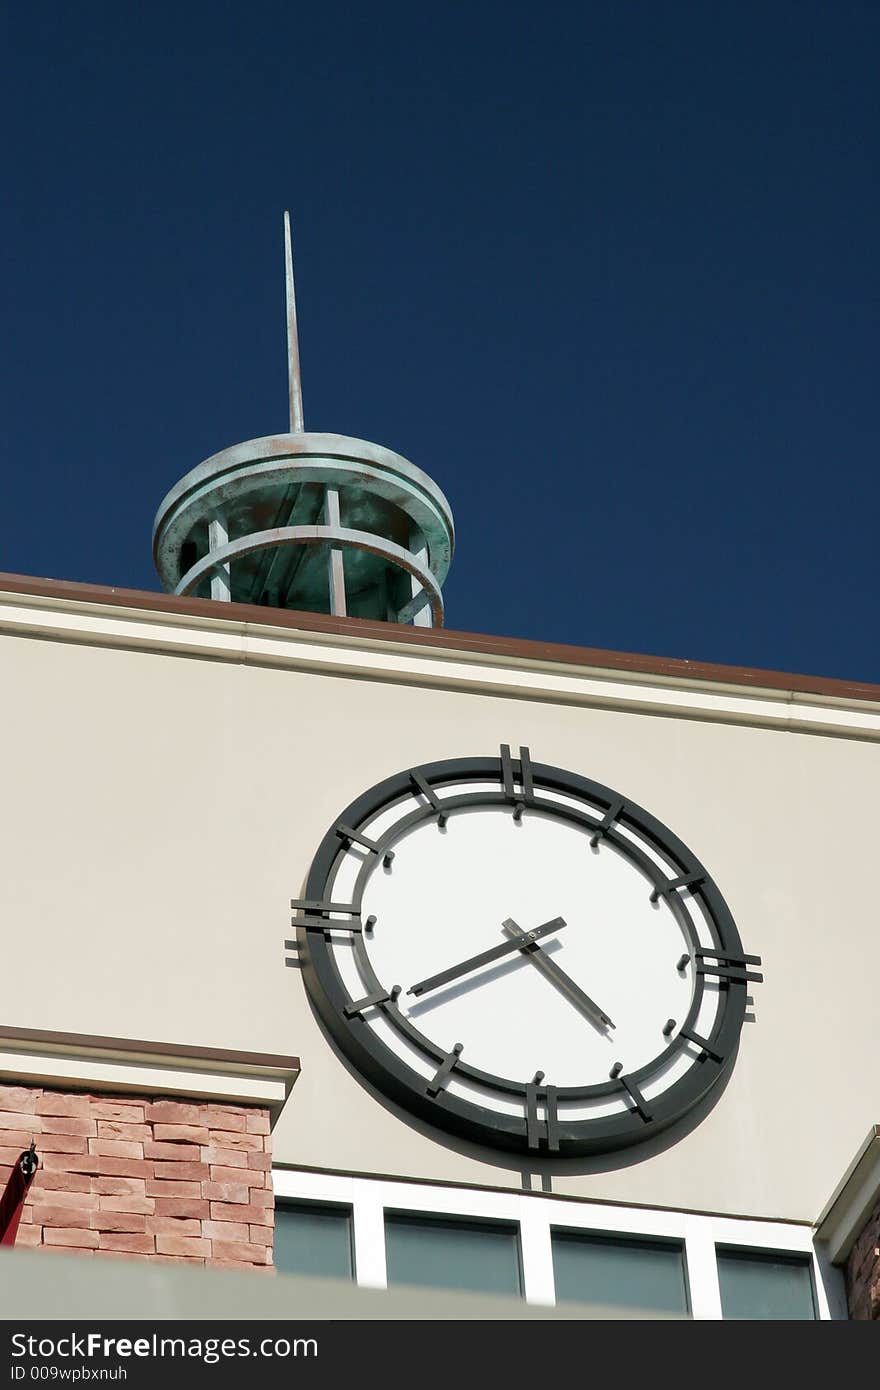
[
  {"xmin": 501, "ymin": 918, "xmax": 616, "ymax": 1031},
  {"xmin": 407, "ymin": 917, "xmax": 566, "ymax": 999}
]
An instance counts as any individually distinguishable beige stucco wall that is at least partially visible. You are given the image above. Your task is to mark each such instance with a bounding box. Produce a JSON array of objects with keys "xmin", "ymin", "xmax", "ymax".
[{"xmin": 2, "ymin": 602, "xmax": 878, "ymax": 1224}]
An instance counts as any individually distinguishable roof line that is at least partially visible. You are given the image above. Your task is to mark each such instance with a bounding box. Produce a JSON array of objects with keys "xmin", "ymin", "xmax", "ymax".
[{"xmin": 0, "ymin": 568, "xmax": 877, "ymax": 704}]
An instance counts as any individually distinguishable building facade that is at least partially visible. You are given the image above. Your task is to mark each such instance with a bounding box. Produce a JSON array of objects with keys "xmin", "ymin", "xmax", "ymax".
[{"xmin": 0, "ymin": 572, "xmax": 878, "ymax": 1318}]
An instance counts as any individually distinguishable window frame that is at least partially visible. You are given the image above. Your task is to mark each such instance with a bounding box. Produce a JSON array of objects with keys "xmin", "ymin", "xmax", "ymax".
[
  {"xmin": 714, "ymin": 1242, "xmax": 819, "ymax": 1321},
  {"xmin": 272, "ymin": 1168, "xmax": 845, "ymax": 1318},
  {"xmin": 384, "ymin": 1208, "xmax": 524, "ymax": 1298},
  {"xmin": 273, "ymin": 1197, "xmax": 356, "ymax": 1283}
]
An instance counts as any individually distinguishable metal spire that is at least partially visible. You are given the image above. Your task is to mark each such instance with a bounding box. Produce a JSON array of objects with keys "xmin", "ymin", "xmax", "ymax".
[{"xmin": 284, "ymin": 211, "xmax": 305, "ymax": 434}]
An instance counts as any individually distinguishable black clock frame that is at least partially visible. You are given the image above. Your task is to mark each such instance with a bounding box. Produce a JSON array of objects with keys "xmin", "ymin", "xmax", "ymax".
[{"xmin": 296, "ymin": 751, "xmax": 758, "ymax": 1157}]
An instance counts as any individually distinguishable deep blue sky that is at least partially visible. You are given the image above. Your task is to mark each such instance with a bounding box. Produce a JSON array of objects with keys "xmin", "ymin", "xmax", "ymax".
[{"xmin": 2, "ymin": 4, "xmax": 878, "ymax": 679}]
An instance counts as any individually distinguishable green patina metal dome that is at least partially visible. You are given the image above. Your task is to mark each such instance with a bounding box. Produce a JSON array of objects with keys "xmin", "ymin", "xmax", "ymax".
[{"xmin": 153, "ymin": 215, "xmax": 454, "ymax": 627}]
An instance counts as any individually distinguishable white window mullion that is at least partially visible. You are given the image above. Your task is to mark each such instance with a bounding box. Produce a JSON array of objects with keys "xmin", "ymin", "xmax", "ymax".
[
  {"xmin": 683, "ymin": 1217, "xmax": 723, "ymax": 1320},
  {"xmin": 351, "ymin": 1182, "xmax": 387, "ymax": 1289},
  {"xmin": 518, "ymin": 1201, "xmax": 556, "ymax": 1305}
]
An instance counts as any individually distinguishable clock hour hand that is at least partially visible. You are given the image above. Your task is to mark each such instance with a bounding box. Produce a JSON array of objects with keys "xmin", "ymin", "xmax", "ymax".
[
  {"xmin": 407, "ymin": 917, "xmax": 566, "ymax": 998},
  {"xmin": 501, "ymin": 918, "xmax": 616, "ymax": 1031}
]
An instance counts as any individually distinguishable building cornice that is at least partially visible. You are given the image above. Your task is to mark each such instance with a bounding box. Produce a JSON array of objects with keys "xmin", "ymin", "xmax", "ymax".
[
  {"xmin": 815, "ymin": 1127, "xmax": 880, "ymax": 1264},
  {"xmin": 1, "ymin": 570, "xmax": 879, "ymax": 739},
  {"xmin": 0, "ymin": 1024, "xmax": 300, "ymax": 1123}
]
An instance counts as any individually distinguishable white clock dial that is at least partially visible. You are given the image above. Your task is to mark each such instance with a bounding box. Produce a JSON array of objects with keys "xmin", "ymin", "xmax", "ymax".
[{"xmin": 297, "ymin": 752, "xmax": 759, "ymax": 1156}]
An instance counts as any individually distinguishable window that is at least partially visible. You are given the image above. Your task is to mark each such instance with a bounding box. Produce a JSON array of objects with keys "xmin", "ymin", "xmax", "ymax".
[
  {"xmin": 716, "ymin": 1248, "xmax": 817, "ymax": 1320},
  {"xmin": 552, "ymin": 1230, "xmax": 690, "ymax": 1316},
  {"xmin": 384, "ymin": 1213, "xmax": 522, "ymax": 1297},
  {"xmin": 272, "ymin": 1169, "xmax": 839, "ymax": 1316},
  {"xmin": 274, "ymin": 1201, "xmax": 354, "ymax": 1281}
]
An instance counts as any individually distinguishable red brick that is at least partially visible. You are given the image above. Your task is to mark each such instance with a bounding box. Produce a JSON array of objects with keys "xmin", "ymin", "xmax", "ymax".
[
  {"xmin": 144, "ymin": 1141, "xmax": 200, "ymax": 1161},
  {"xmin": 40, "ymin": 1116, "xmax": 97, "ymax": 1137},
  {"xmin": 145, "ymin": 1101, "xmax": 203, "ymax": 1125},
  {"xmin": 153, "ymin": 1124, "xmax": 210, "ymax": 1144},
  {"xmin": 35, "ymin": 1133, "xmax": 89, "ymax": 1154},
  {"xmin": 0, "ymin": 1128, "xmax": 37, "ymax": 1149},
  {"xmin": 202, "ymin": 1180, "xmax": 250, "ymax": 1203},
  {"xmin": 145, "ymin": 1178, "xmax": 202, "ymax": 1198},
  {"xmin": 204, "ymin": 1107, "xmax": 247, "ymax": 1133},
  {"xmin": 88, "ymin": 1101, "xmax": 146, "ymax": 1123},
  {"xmin": 0, "ymin": 1110, "xmax": 43, "ymax": 1132},
  {"xmin": 88, "ymin": 1139, "xmax": 144, "ymax": 1159},
  {"xmin": 32, "ymin": 1188, "xmax": 100, "ymax": 1210},
  {"xmin": 96, "ymin": 1157, "xmax": 153, "ymax": 1178},
  {"xmin": 92, "ymin": 1210, "xmax": 147, "ymax": 1233},
  {"xmin": 250, "ymin": 1188, "xmax": 273, "ymax": 1208},
  {"xmin": 249, "ymin": 1224, "xmax": 273, "ymax": 1245},
  {"xmin": 209, "ymin": 1202, "xmax": 272, "ymax": 1226},
  {"xmin": 98, "ymin": 1195, "xmax": 155, "ymax": 1215},
  {"xmin": 91, "ymin": 1176, "xmax": 147, "ymax": 1196},
  {"xmin": 246, "ymin": 1113, "xmax": 271, "ymax": 1136},
  {"xmin": 98, "ymin": 1232, "xmax": 155, "ymax": 1254},
  {"xmin": 96, "ymin": 1121, "xmax": 151, "ymax": 1142},
  {"xmin": 41, "ymin": 1153, "xmax": 100, "ymax": 1174},
  {"xmin": 36, "ymin": 1094, "xmax": 90, "ymax": 1118},
  {"xmin": 208, "ymin": 1166, "xmax": 264, "ymax": 1188},
  {"xmin": 152, "ymin": 1161, "xmax": 209, "ymax": 1181},
  {"xmin": 153, "ymin": 1254, "xmax": 204, "ymax": 1265},
  {"xmin": 154, "ymin": 1197, "xmax": 210, "ymax": 1219},
  {"xmin": 247, "ymin": 1151, "xmax": 271, "ymax": 1172},
  {"xmin": 155, "ymin": 1234, "xmax": 211, "ymax": 1258},
  {"xmin": 0, "ymin": 1147, "xmax": 29, "ymax": 1166},
  {"xmin": 0, "ymin": 1085, "xmax": 38, "ymax": 1113},
  {"xmin": 202, "ymin": 1147, "xmax": 248, "ymax": 1168},
  {"xmin": 44, "ymin": 1227, "xmax": 100, "ymax": 1249},
  {"xmin": 15, "ymin": 1225, "xmax": 43, "ymax": 1247},
  {"xmin": 147, "ymin": 1216, "xmax": 203, "ymax": 1236},
  {"xmin": 33, "ymin": 1204, "xmax": 96, "ymax": 1228},
  {"xmin": 211, "ymin": 1240, "xmax": 267, "ymax": 1264},
  {"xmin": 33, "ymin": 1170, "xmax": 91, "ymax": 1194},
  {"xmin": 206, "ymin": 1131, "xmax": 263, "ymax": 1152},
  {"xmin": 202, "ymin": 1219, "xmax": 249, "ymax": 1241}
]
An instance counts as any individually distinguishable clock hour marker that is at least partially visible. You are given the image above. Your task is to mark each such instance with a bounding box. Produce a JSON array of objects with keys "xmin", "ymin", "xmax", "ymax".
[
  {"xmin": 695, "ymin": 949, "xmax": 763, "ymax": 983},
  {"xmin": 290, "ymin": 899, "xmax": 369, "ymax": 932},
  {"xmin": 344, "ymin": 985, "xmax": 402, "ymax": 1019},
  {"xmin": 679, "ymin": 1027, "xmax": 723, "ymax": 1063},
  {"xmin": 335, "ymin": 823, "xmax": 395, "ymax": 867},
  {"xmin": 663, "ymin": 1018, "xmax": 676, "ymax": 1038},
  {"xmin": 649, "ymin": 872, "xmax": 706, "ymax": 903},
  {"xmin": 619, "ymin": 1074, "xmax": 652, "ymax": 1123},
  {"xmin": 676, "ymin": 954, "xmax": 690, "ymax": 972},
  {"xmin": 409, "ymin": 771, "xmax": 448, "ymax": 827},
  {"xmin": 609, "ymin": 1061, "xmax": 623, "ymax": 1079},
  {"xmin": 589, "ymin": 797, "xmax": 624, "ymax": 849},
  {"xmin": 526, "ymin": 1072, "xmax": 560, "ymax": 1152},
  {"xmin": 502, "ymin": 919, "xmax": 615, "ymax": 1031},
  {"xmin": 500, "ymin": 743, "xmax": 533, "ymax": 820},
  {"xmin": 407, "ymin": 917, "xmax": 567, "ymax": 998},
  {"xmin": 427, "ymin": 1043, "xmax": 463, "ymax": 1097}
]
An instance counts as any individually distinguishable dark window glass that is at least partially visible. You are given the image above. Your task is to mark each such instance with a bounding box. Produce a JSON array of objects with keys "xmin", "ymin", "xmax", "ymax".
[
  {"xmin": 552, "ymin": 1230, "xmax": 690, "ymax": 1315},
  {"xmin": 717, "ymin": 1248, "xmax": 816, "ymax": 1320},
  {"xmin": 385, "ymin": 1213, "xmax": 522, "ymax": 1297},
  {"xmin": 274, "ymin": 1202, "xmax": 353, "ymax": 1281}
]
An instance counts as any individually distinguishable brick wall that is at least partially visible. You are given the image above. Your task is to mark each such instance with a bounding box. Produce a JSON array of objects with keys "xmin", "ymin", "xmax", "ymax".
[
  {"xmin": 846, "ymin": 1195, "xmax": 880, "ymax": 1320},
  {"xmin": 0, "ymin": 1084, "xmax": 273, "ymax": 1270}
]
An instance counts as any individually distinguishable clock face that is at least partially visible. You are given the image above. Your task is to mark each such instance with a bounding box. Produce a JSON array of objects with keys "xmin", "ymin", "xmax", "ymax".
[{"xmin": 296, "ymin": 749, "xmax": 761, "ymax": 1156}]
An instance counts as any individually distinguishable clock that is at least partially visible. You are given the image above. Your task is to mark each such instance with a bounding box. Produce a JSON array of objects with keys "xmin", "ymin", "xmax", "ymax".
[{"xmin": 294, "ymin": 747, "xmax": 762, "ymax": 1156}]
